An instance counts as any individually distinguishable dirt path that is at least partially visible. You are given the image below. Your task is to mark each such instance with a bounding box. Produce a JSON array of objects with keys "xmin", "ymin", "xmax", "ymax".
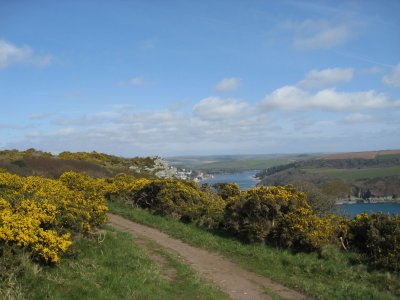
[{"xmin": 108, "ymin": 213, "xmax": 310, "ymax": 300}]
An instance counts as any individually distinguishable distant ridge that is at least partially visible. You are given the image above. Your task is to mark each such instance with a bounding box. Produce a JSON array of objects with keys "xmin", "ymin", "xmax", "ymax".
[{"xmin": 320, "ymin": 149, "xmax": 400, "ymax": 160}]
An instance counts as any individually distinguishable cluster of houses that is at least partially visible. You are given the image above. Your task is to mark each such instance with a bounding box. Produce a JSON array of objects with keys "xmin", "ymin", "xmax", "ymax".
[{"xmin": 136, "ymin": 156, "xmax": 212, "ymax": 182}]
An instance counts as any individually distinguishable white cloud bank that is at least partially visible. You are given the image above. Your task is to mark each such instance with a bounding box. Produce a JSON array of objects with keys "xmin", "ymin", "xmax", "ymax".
[
  {"xmin": 260, "ymin": 86, "xmax": 391, "ymax": 111},
  {"xmin": 382, "ymin": 63, "xmax": 400, "ymax": 87},
  {"xmin": 215, "ymin": 77, "xmax": 242, "ymax": 92},
  {"xmin": 193, "ymin": 97, "xmax": 248, "ymax": 120},
  {"xmin": 299, "ymin": 68, "xmax": 353, "ymax": 88},
  {"xmin": 0, "ymin": 39, "xmax": 52, "ymax": 68},
  {"xmin": 343, "ymin": 113, "xmax": 374, "ymax": 124}
]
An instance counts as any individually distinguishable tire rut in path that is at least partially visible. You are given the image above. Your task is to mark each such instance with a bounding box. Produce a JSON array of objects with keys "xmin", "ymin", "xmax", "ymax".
[{"xmin": 108, "ymin": 213, "xmax": 310, "ymax": 300}]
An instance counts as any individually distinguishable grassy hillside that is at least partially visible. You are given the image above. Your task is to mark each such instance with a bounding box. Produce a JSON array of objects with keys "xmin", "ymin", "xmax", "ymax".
[
  {"xmin": 168, "ymin": 153, "xmax": 318, "ymax": 172},
  {"xmin": 304, "ymin": 166, "xmax": 400, "ymax": 181},
  {"xmin": 0, "ymin": 149, "xmax": 159, "ymax": 178},
  {"xmin": 257, "ymin": 150, "xmax": 400, "ymax": 200}
]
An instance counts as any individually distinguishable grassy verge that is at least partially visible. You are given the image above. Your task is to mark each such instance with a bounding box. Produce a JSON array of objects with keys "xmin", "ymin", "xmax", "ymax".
[
  {"xmin": 1, "ymin": 225, "xmax": 227, "ymax": 300},
  {"xmin": 303, "ymin": 166, "xmax": 400, "ymax": 180},
  {"xmin": 108, "ymin": 200, "xmax": 400, "ymax": 300}
]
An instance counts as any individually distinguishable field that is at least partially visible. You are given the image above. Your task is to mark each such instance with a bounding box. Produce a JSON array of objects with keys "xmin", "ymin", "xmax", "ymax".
[
  {"xmin": 320, "ymin": 150, "xmax": 400, "ymax": 160},
  {"xmin": 304, "ymin": 166, "xmax": 400, "ymax": 181}
]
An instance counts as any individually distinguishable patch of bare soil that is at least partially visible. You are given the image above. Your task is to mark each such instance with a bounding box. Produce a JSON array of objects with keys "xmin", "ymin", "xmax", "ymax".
[{"xmin": 108, "ymin": 213, "xmax": 310, "ymax": 300}]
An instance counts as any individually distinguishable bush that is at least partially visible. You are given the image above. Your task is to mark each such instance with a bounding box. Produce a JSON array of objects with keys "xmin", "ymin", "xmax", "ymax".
[
  {"xmin": 348, "ymin": 213, "xmax": 400, "ymax": 271},
  {"xmin": 273, "ymin": 207, "xmax": 335, "ymax": 251},
  {"xmin": 0, "ymin": 170, "xmax": 108, "ymax": 264},
  {"xmin": 222, "ymin": 185, "xmax": 311, "ymax": 243},
  {"xmin": 133, "ymin": 179, "xmax": 225, "ymax": 227}
]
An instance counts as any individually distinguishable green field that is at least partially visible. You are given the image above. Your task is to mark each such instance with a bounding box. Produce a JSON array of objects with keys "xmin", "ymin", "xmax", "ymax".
[
  {"xmin": 303, "ymin": 166, "xmax": 400, "ymax": 181},
  {"xmin": 377, "ymin": 153, "xmax": 400, "ymax": 161}
]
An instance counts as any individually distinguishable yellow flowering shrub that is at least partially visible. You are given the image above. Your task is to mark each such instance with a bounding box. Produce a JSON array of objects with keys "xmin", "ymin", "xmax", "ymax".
[
  {"xmin": 348, "ymin": 213, "xmax": 400, "ymax": 271},
  {"xmin": 103, "ymin": 173, "xmax": 151, "ymax": 203},
  {"xmin": 0, "ymin": 170, "xmax": 108, "ymax": 264},
  {"xmin": 222, "ymin": 185, "xmax": 311, "ymax": 242},
  {"xmin": 0, "ymin": 197, "xmax": 72, "ymax": 263},
  {"xmin": 273, "ymin": 207, "xmax": 335, "ymax": 251}
]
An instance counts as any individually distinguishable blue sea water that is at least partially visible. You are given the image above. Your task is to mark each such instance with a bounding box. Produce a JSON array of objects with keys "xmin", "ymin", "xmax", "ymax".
[
  {"xmin": 199, "ymin": 171, "xmax": 400, "ymax": 217},
  {"xmin": 199, "ymin": 170, "xmax": 259, "ymax": 190},
  {"xmin": 338, "ymin": 203, "xmax": 400, "ymax": 218}
]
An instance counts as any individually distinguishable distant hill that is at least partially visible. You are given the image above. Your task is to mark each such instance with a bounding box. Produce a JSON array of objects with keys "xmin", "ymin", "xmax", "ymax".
[
  {"xmin": 257, "ymin": 149, "xmax": 400, "ymax": 202},
  {"xmin": 168, "ymin": 153, "xmax": 320, "ymax": 172},
  {"xmin": 320, "ymin": 149, "xmax": 400, "ymax": 160},
  {"xmin": 0, "ymin": 149, "xmax": 162, "ymax": 178}
]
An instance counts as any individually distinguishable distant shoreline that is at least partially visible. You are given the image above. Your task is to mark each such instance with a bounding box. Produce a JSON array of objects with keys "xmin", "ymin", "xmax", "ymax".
[{"xmin": 337, "ymin": 200, "xmax": 400, "ymax": 205}]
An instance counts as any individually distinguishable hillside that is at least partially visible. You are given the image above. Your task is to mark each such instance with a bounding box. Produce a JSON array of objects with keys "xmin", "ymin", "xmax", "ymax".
[
  {"xmin": 0, "ymin": 149, "xmax": 171, "ymax": 179},
  {"xmin": 257, "ymin": 150, "xmax": 400, "ymax": 203},
  {"xmin": 319, "ymin": 149, "xmax": 400, "ymax": 160},
  {"xmin": 168, "ymin": 153, "xmax": 320, "ymax": 172}
]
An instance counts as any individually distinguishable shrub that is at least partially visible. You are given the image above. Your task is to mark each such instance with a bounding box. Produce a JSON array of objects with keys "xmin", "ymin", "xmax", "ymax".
[
  {"xmin": 348, "ymin": 213, "xmax": 400, "ymax": 271},
  {"xmin": 133, "ymin": 179, "xmax": 225, "ymax": 227},
  {"xmin": 211, "ymin": 183, "xmax": 241, "ymax": 201},
  {"xmin": 272, "ymin": 207, "xmax": 335, "ymax": 251},
  {"xmin": 222, "ymin": 185, "xmax": 311, "ymax": 243},
  {"xmin": 0, "ymin": 170, "xmax": 108, "ymax": 264}
]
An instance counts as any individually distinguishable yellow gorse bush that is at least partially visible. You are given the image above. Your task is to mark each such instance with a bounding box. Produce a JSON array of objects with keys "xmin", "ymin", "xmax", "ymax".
[{"xmin": 0, "ymin": 170, "xmax": 108, "ymax": 264}]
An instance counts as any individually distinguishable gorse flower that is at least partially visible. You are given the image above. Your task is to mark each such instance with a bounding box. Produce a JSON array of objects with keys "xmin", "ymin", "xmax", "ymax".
[{"xmin": 0, "ymin": 170, "xmax": 108, "ymax": 264}]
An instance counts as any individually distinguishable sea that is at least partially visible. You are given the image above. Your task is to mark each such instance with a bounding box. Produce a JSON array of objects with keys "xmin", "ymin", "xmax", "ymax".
[{"xmin": 199, "ymin": 171, "xmax": 400, "ymax": 217}]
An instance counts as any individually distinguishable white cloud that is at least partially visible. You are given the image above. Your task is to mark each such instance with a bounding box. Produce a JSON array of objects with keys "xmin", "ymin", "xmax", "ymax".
[
  {"xmin": 193, "ymin": 97, "xmax": 248, "ymax": 120},
  {"xmin": 283, "ymin": 20, "xmax": 353, "ymax": 50},
  {"xmin": 131, "ymin": 77, "xmax": 144, "ymax": 86},
  {"xmin": 261, "ymin": 86, "xmax": 391, "ymax": 111},
  {"xmin": 0, "ymin": 39, "xmax": 32, "ymax": 68},
  {"xmin": 343, "ymin": 113, "xmax": 374, "ymax": 124},
  {"xmin": 0, "ymin": 39, "xmax": 52, "ymax": 68},
  {"xmin": 299, "ymin": 68, "xmax": 353, "ymax": 88},
  {"xmin": 382, "ymin": 64, "xmax": 400, "ymax": 87},
  {"xmin": 5, "ymin": 95, "xmax": 400, "ymax": 156},
  {"xmin": 215, "ymin": 77, "xmax": 242, "ymax": 92}
]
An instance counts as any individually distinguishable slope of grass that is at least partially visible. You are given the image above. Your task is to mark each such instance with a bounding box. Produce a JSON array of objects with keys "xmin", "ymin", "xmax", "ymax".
[
  {"xmin": 4, "ymin": 226, "xmax": 226, "ymax": 300},
  {"xmin": 304, "ymin": 166, "xmax": 400, "ymax": 181},
  {"xmin": 108, "ymin": 201, "xmax": 400, "ymax": 300}
]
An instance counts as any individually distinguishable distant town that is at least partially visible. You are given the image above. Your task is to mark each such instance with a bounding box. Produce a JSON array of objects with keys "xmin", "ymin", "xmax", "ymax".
[{"xmin": 129, "ymin": 157, "xmax": 213, "ymax": 182}]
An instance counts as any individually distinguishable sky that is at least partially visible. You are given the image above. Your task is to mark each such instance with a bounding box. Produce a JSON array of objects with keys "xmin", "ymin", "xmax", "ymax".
[{"xmin": 0, "ymin": 0, "xmax": 399, "ymax": 157}]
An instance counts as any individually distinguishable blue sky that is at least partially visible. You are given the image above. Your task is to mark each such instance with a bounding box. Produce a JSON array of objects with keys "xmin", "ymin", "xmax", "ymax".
[{"xmin": 0, "ymin": 0, "xmax": 399, "ymax": 156}]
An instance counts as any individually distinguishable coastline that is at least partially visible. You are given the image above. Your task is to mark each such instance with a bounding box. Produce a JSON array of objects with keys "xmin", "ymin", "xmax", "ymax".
[{"xmin": 336, "ymin": 199, "xmax": 400, "ymax": 205}]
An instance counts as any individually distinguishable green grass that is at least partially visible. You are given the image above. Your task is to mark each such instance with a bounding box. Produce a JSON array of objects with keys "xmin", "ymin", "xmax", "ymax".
[
  {"xmin": 377, "ymin": 153, "xmax": 400, "ymax": 161},
  {"xmin": 303, "ymin": 166, "xmax": 400, "ymax": 181},
  {"xmin": 108, "ymin": 201, "xmax": 400, "ymax": 300},
  {"xmin": 3, "ymin": 226, "xmax": 227, "ymax": 300}
]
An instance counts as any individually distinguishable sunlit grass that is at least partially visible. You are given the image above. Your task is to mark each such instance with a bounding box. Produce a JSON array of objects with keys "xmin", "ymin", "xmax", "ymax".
[{"xmin": 4, "ymin": 226, "xmax": 226, "ymax": 300}]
